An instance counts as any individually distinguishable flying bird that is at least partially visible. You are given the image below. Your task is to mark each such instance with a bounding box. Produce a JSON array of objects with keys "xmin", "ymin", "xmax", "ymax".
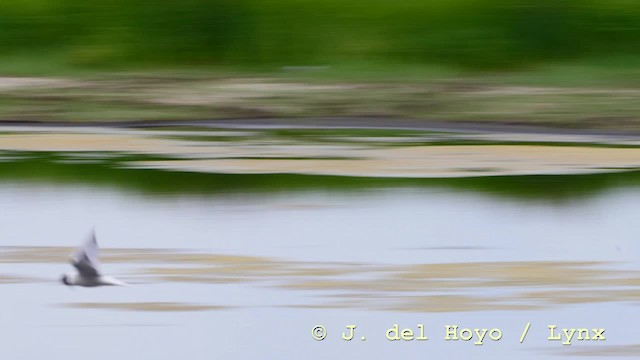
[{"xmin": 61, "ymin": 231, "xmax": 128, "ymax": 287}]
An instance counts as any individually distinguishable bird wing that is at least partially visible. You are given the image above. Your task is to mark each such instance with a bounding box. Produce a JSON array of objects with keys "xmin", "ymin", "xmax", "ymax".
[{"xmin": 71, "ymin": 230, "xmax": 101, "ymax": 278}]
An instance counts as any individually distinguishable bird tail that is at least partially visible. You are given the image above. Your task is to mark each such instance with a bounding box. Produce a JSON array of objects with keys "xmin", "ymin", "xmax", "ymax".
[{"xmin": 101, "ymin": 276, "xmax": 130, "ymax": 287}]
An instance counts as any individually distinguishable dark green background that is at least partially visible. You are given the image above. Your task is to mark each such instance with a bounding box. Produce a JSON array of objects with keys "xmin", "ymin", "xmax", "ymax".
[{"xmin": 2, "ymin": 0, "xmax": 639, "ymax": 69}]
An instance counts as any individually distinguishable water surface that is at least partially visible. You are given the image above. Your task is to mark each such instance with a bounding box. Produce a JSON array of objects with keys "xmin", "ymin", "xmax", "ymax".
[{"xmin": 0, "ymin": 152, "xmax": 638, "ymax": 359}]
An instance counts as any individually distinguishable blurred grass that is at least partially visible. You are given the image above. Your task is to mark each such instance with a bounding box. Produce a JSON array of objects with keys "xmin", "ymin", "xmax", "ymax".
[
  {"xmin": 2, "ymin": 72, "xmax": 640, "ymax": 129},
  {"xmin": 1, "ymin": 0, "xmax": 640, "ymax": 70},
  {"xmin": 2, "ymin": 1, "xmax": 640, "ymax": 127}
]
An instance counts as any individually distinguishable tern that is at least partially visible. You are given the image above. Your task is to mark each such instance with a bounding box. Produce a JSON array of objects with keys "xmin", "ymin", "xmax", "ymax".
[{"xmin": 61, "ymin": 231, "xmax": 128, "ymax": 287}]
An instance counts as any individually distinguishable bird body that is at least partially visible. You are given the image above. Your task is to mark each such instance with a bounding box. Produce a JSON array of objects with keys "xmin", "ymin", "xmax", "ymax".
[
  {"xmin": 61, "ymin": 273, "xmax": 127, "ymax": 287},
  {"xmin": 61, "ymin": 231, "xmax": 127, "ymax": 287}
]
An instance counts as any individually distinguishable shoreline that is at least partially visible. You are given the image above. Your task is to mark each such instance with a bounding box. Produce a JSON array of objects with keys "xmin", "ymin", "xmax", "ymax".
[
  {"xmin": 2, "ymin": 117, "xmax": 640, "ymax": 139},
  {"xmin": 2, "ymin": 123, "xmax": 640, "ymax": 178}
]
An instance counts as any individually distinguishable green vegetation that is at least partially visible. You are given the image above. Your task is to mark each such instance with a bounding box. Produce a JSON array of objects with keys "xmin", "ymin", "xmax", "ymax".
[
  {"xmin": 2, "ymin": 2, "xmax": 640, "ymax": 128},
  {"xmin": 2, "ymin": 152, "xmax": 640, "ymax": 202},
  {"xmin": 1, "ymin": 1, "xmax": 640, "ymax": 70}
]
